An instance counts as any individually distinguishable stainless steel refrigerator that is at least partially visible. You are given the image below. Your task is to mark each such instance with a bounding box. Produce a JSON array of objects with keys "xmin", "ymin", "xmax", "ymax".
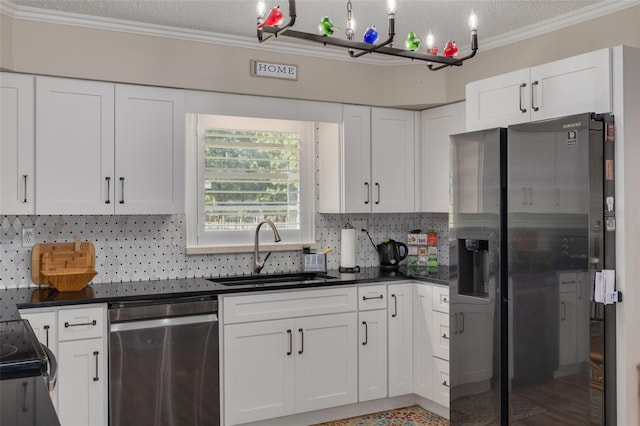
[{"xmin": 449, "ymin": 113, "xmax": 617, "ymax": 425}]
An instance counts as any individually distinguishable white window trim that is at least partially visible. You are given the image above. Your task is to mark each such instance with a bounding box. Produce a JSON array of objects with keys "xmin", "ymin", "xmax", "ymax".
[{"xmin": 184, "ymin": 91, "xmax": 342, "ymax": 254}]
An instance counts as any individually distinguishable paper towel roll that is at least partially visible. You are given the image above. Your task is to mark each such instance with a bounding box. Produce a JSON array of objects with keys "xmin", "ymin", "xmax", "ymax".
[{"xmin": 340, "ymin": 228, "xmax": 357, "ymax": 268}]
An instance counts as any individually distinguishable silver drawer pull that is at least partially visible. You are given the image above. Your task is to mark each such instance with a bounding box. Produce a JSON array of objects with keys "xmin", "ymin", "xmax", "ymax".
[
  {"xmin": 363, "ymin": 294, "xmax": 383, "ymax": 301},
  {"xmin": 65, "ymin": 320, "xmax": 97, "ymax": 328},
  {"xmin": 442, "ymin": 333, "xmax": 449, "ymax": 340},
  {"xmin": 442, "ymin": 380, "xmax": 450, "ymax": 388}
]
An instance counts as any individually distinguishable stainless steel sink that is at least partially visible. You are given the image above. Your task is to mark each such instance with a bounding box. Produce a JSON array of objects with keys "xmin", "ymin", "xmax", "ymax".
[{"xmin": 208, "ymin": 272, "xmax": 336, "ymax": 286}]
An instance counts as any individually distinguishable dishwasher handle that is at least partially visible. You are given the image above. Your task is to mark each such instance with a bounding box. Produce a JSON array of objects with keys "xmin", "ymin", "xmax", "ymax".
[{"xmin": 110, "ymin": 313, "xmax": 218, "ymax": 332}]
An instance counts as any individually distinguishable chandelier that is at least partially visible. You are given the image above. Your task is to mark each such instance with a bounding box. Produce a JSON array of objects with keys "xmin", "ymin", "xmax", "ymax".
[{"xmin": 256, "ymin": 0, "xmax": 478, "ymax": 71}]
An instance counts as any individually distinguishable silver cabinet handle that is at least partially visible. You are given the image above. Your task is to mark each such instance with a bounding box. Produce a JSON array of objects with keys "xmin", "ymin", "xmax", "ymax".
[
  {"xmin": 362, "ymin": 321, "xmax": 368, "ymax": 346},
  {"xmin": 44, "ymin": 325, "xmax": 50, "ymax": 347},
  {"xmin": 442, "ymin": 380, "xmax": 450, "ymax": 388},
  {"xmin": 442, "ymin": 333, "xmax": 449, "ymax": 340},
  {"xmin": 286, "ymin": 329, "xmax": 292, "ymax": 356},
  {"xmin": 105, "ymin": 177, "xmax": 111, "ymax": 204},
  {"xmin": 298, "ymin": 328, "xmax": 304, "ymax": 354},
  {"xmin": 519, "ymin": 83, "xmax": 527, "ymax": 113},
  {"xmin": 364, "ymin": 182, "xmax": 370, "ymax": 205},
  {"xmin": 459, "ymin": 312, "xmax": 465, "ymax": 334},
  {"xmin": 93, "ymin": 351, "xmax": 99, "ymax": 381},
  {"xmin": 527, "ymin": 187, "xmax": 533, "ymax": 206},
  {"xmin": 363, "ymin": 294, "xmax": 383, "ymax": 301},
  {"xmin": 22, "ymin": 175, "xmax": 28, "ymax": 203},
  {"xmin": 531, "ymin": 80, "xmax": 540, "ymax": 111},
  {"xmin": 561, "ymin": 302, "xmax": 566, "ymax": 321},
  {"xmin": 391, "ymin": 294, "xmax": 397, "ymax": 318},
  {"xmin": 64, "ymin": 320, "xmax": 97, "ymax": 328},
  {"xmin": 375, "ymin": 182, "xmax": 380, "ymax": 205},
  {"xmin": 119, "ymin": 177, "xmax": 125, "ymax": 204}
]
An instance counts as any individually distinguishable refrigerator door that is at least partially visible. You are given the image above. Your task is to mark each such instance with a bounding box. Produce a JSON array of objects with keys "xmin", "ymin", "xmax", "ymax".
[
  {"xmin": 450, "ymin": 128, "xmax": 506, "ymax": 425},
  {"xmin": 507, "ymin": 113, "xmax": 606, "ymax": 425}
]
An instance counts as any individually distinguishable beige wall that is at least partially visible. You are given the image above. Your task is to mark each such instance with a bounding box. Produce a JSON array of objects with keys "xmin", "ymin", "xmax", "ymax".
[{"xmin": 2, "ymin": 4, "xmax": 638, "ymax": 108}]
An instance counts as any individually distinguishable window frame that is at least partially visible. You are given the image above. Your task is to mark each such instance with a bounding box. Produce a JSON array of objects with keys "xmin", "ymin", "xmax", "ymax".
[{"xmin": 184, "ymin": 91, "xmax": 342, "ymax": 254}]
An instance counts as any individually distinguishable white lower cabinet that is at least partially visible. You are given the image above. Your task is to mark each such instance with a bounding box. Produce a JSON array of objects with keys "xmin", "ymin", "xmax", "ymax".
[
  {"xmin": 20, "ymin": 305, "xmax": 108, "ymax": 426},
  {"xmin": 223, "ymin": 319, "xmax": 295, "ymax": 424},
  {"xmin": 358, "ymin": 309, "xmax": 387, "ymax": 402},
  {"xmin": 57, "ymin": 338, "xmax": 107, "ymax": 426},
  {"xmin": 413, "ymin": 284, "xmax": 434, "ymax": 399},
  {"xmin": 222, "ymin": 288, "xmax": 358, "ymax": 425},
  {"xmin": 387, "ymin": 283, "xmax": 414, "ymax": 397}
]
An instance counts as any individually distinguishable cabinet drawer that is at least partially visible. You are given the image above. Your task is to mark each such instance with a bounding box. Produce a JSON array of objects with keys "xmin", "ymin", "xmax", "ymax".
[
  {"xmin": 432, "ymin": 285, "xmax": 450, "ymax": 313},
  {"xmin": 58, "ymin": 306, "xmax": 105, "ymax": 341},
  {"xmin": 432, "ymin": 311, "xmax": 450, "ymax": 361},
  {"xmin": 223, "ymin": 287, "xmax": 357, "ymax": 324},
  {"xmin": 358, "ymin": 285, "xmax": 387, "ymax": 311},
  {"xmin": 432, "ymin": 357, "xmax": 450, "ymax": 407}
]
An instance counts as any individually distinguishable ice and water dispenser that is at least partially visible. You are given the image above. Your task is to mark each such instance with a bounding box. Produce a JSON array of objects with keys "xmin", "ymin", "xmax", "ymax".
[{"xmin": 458, "ymin": 238, "xmax": 490, "ymax": 298}]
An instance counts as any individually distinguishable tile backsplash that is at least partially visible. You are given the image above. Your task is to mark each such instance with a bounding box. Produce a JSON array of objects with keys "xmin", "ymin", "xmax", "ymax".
[{"xmin": 1, "ymin": 213, "xmax": 448, "ymax": 289}]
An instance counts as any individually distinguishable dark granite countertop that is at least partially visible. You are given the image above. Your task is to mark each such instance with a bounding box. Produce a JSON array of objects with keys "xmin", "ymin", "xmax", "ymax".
[{"xmin": 1, "ymin": 266, "xmax": 449, "ymax": 320}]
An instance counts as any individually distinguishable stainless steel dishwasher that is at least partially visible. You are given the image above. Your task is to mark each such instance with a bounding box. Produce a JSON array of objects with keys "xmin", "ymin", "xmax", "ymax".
[{"xmin": 109, "ymin": 296, "xmax": 219, "ymax": 426}]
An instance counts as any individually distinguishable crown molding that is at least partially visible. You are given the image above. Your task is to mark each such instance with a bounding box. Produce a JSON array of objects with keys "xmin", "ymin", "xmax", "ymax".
[{"xmin": 2, "ymin": 0, "xmax": 639, "ymax": 67}]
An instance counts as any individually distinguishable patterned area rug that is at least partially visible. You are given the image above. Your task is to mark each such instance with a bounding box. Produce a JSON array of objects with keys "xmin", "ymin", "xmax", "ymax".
[{"xmin": 313, "ymin": 405, "xmax": 449, "ymax": 426}]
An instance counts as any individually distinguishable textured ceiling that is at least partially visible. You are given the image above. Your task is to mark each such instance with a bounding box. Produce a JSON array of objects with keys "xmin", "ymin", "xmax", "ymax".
[{"xmin": 5, "ymin": 0, "xmax": 621, "ymax": 57}]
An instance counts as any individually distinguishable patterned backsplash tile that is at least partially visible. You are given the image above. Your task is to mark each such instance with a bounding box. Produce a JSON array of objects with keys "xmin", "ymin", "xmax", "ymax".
[{"xmin": 0, "ymin": 212, "xmax": 448, "ymax": 289}]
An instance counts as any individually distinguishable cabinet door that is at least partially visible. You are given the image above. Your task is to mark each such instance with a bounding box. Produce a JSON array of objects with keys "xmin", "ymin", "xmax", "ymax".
[
  {"xmin": 114, "ymin": 84, "xmax": 185, "ymax": 214},
  {"xmin": 388, "ymin": 284, "xmax": 414, "ymax": 397},
  {"xmin": 294, "ymin": 312, "xmax": 357, "ymax": 413},
  {"xmin": 420, "ymin": 102, "xmax": 464, "ymax": 213},
  {"xmin": 223, "ymin": 319, "xmax": 295, "ymax": 425},
  {"xmin": 35, "ymin": 77, "xmax": 115, "ymax": 214},
  {"xmin": 343, "ymin": 104, "xmax": 372, "ymax": 213},
  {"xmin": 371, "ymin": 108, "xmax": 415, "ymax": 212},
  {"xmin": 358, "ymin": 309, "xmax": 387, "ymax": 402},
  {"xmin": 0, "ymin": 73, "xmax": 35, "ymax": 215},
  {"xmin": 413, "ymin": 284, "xmax": 433, "ymax": 399},
  {"xmin": 531, "ymin": 48, "xmax": 611, "ymax": 121},
  {"xmin": 0, "ymin": 377, "xmax": 37, "ymax": 426},
  {"xmin": 466, "ymin": 68, "xmax": 531, "ymax": 131},
  {"xmin": 57, "ymin": 338, "xmax": 107, "ymax": 426}
]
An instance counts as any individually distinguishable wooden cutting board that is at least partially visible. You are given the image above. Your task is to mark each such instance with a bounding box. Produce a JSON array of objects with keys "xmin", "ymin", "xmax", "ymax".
[{"xmin": 31, "ymin": 238, "xmax": 97, "ymax": 292}]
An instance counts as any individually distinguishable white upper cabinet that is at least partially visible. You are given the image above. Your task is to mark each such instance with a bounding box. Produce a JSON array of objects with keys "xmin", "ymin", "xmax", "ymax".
[
  {"xmin": 420, "ymin": 102, "xmax": 465, "ymax": 213},
  {"xmin": 319, "ymin": 105, "xmax": 415, "ymax": 213},
  {"xmin": 370, "ymin": 107, "xmax": 416, "ymax": 212},
  {"xmin": 114, "ymin": 84, "xmax": 185, "ymax": 214},
  {"xmin": 466, "ymin": 48, "xmax": 611, "ymax": 131},
  {"xmin": 36, "ymin": 77, "xmax": 115, "ymax": 215},
  {"xmin": 1, "ymin": 73, "xmax": 35, "ymax": 215},
  {"xmin": 35, "ymin": 76, "xmax": 184, "ymax": 215}
]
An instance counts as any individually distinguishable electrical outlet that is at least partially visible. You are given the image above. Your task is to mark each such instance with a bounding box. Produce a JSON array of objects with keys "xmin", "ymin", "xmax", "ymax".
[{"xmin": 22, "ymin": 228, "xmax": 36, "ymax": 248}]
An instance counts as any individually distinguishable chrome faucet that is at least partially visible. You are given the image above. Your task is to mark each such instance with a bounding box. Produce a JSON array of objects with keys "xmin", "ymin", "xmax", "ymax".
[{"xmin": 254, "ymin": 219, "xmax": 282, "ymax": 274}]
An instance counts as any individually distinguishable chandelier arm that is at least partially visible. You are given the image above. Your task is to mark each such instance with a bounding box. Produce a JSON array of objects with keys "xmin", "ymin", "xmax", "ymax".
[{"xmin": 349, "ymin": 34, "xmax": 394, "ymax": 58}]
